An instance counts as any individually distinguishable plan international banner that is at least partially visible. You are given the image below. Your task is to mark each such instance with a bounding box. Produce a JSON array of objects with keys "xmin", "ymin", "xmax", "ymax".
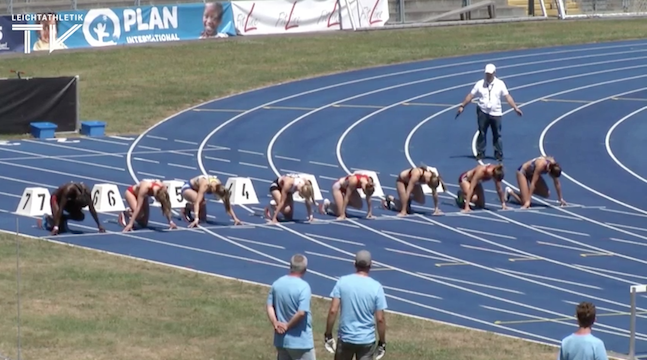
[{"xmin": 12, "ymin": 2, "xmax": 236, "ymax": 53}]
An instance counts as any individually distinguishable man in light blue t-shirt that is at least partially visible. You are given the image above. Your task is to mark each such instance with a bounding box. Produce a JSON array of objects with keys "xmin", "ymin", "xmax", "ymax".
[
  {"xmin": 266, "ymin": 254, "xmax": 316, "ymax": 360},
  {"xmin": 325, "ymin": 250, "xmax": 387, "ymax": 360},
  {"xmin": 559, "ymin": 301, "xmax": 608, "ymax": 360}
]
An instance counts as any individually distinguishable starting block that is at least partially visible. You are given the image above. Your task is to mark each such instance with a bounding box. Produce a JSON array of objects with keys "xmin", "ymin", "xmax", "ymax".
[
  {"xmin": 90, "ymin": 184, "xmax": 126, "ymax": 213},
  {"xmin": 352, "ymin": 170, "xmax": 385, "ymax": 199},
  {"xmin": 224, "ymin": 177, "xmax": 259, "ymax": 205},
  {"xmin": 292, "ymin": 173, "xmax": 324, "ymax": 203},
  {"xmin": 421, "ymin": 166, "xmax": 446, "ymax": 194},
  {"xmin": 16, "ymin": 187, "xmax": 51, "ymax": 217}
]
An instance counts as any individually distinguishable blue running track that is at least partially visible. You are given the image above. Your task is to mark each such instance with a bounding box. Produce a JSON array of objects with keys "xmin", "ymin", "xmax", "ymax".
[{"xmin": 2, "ymin": 39, "xmax": 647, "ymax": 356}]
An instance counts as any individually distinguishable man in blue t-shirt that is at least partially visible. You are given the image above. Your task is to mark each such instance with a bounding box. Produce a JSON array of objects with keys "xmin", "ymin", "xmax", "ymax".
[
  {"xmin": 558, "ymin": 301, "xmax": 608, "ymax": 360},
  {"xmin": 325, "ymin": 250, "xmax": 387, "ymax": 360},
  {"xmin": 266, "ymin": 254, "xmax": 316, "ymax": 360}
]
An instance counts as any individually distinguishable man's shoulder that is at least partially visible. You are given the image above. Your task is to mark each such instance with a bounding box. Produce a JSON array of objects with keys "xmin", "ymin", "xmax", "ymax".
[
  {"xmin": 474, "ymin": 79, "xmax": 485, "ymax": 86},
  {"xmin": 338, "ymin": 274, "xmax": 382, "ymax": 287}
]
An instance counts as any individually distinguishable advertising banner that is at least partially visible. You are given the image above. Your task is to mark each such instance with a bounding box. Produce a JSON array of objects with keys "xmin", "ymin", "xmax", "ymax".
[
  {"xmin": 231, "ymin": 0, "xmax": 388, "ymax": 36},
  {"xmin": 0, "ymin": 15, "xmax": 27, "ymax": 55},
  {"xmin": 19, "ymin": 2, "xmax": 236, "ymax": 53}
]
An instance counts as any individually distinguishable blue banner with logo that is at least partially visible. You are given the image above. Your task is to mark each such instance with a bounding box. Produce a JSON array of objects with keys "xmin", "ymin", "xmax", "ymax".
[
  {"xmin": 20, "ymin": 2, "xmax": 235, "ymax": 53},
  {"xmin": 0, "ymin": 15, "xmax": 27, "ymax": 55}
]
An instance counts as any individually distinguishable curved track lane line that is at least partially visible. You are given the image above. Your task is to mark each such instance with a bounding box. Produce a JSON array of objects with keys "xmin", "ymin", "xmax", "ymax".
[
  {"xmin": 604, "ymin": 105, "xmax": 647, "ymax": 185},
  {"xmin": 127, "ymin": 41, "xmax": 647, "ymax": 183},
  {"xmin": 267, "ymin": 57, "xmax": 647, "ymax": 176},
  {"xmin": 402, "ymin": 63, "xmax": 647, "ymax": 174},
  {"xmin": 538, "ymin": 89, "xmax": 647, "ymax": 215},
  {"xmin": 212, "ymin": 53, "xmax": 647, "ymax": 177}
]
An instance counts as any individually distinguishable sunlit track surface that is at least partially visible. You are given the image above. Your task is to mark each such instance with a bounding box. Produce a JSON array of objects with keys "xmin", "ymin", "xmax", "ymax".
[{"xmin": 3, "ymin": 39, "xmax": 647, "ymax": 356}]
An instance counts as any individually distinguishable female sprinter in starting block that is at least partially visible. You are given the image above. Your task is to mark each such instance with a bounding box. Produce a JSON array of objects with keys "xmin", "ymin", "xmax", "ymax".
[
  {"xmin": 180, "ymin": 175, "xmax": 242, "ymax": 227},
  {"xmin": 38, "ymin": 182, "xmax": 105, "ymax": 235},
  {"xmin": 457, "ymin": 163, "xmax": 507, "ymax": 213},
  {"xmin": 319, "ymin": 173, "xmax": 375, "ymax": 220},
  {"xmin": 382, "ymin": 165, "xmax": 446, "ymax": 216},
  {"xmin": 119, "ymin": 179, "xmax": 176, "ymax": 232},
  {"xmin": 506, "ymin": 156, "xmax": 566, "ymax": 208},
  {"xmin": 266, "ymin": 173, "xmax": 316, "ymax": 223}
]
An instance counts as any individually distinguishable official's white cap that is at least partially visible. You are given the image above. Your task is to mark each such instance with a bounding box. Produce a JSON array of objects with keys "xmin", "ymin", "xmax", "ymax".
[{"xmin": 484, "ymin": 64, "xmax": 496, "ymax": 74}]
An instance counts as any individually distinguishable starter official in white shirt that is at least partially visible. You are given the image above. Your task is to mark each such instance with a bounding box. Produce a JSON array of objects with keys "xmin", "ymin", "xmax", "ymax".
[{"xmin": 456, "ymin": 63, "xmax": 522, "ymax": 161}]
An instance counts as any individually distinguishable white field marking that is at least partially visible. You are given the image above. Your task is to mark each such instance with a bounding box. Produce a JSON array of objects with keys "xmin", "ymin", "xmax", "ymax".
[
  {"xmin": 305, "ymin": 251, "xmax": 359, "ymax": 264},
  {"xmin": 146, "ymin": 135, "xmax": 167, "ymax": 140},
  {"xmin": 605, "ymin": 105, "xmax": 647, "ymax": 185},
  {"xmin": 495, "ymin": 268, "xmax": 603, "ymax": 290},
  {"xmin": 207, "ymin": 145, "xmax": 230, "ymax": 150},
  {"xmin": 481, "ymin": 306, "xmax": 647, "ymax": 340},
  {"xmin": 605, "ymin": 222, "xmax": 647, "ymax": 232},
  {"xmin": 83, "ymin": 137, "xmax": 130, "ymax": 146},
  {"xmin": 524, "ymin": 210, "xmax": 581, "ymax": 220},
  {"xmin": 0, "ymin": 191, "xmax": 20, "ymax": 198},
  {"xmin": 205, "ymin": 156, "xmax": 230, "ymax": 162},
  {"xmin": 384, "ymin": 248, "xmax": 456, "ymax": 262},
  {"xmin": 382, "ymin": 285, "xmax": 443, "ymax": 300},
  {"xmin": 169, "ymin": 151, "xmax": 193, "ymax": 157},
  {"xmin": 174, "ymin": 139, "xmax": 198, "ymax": 145},
  {"xmin": 598, "ymin": 207, "xmax": 647, "ymax": 218},
  {"xmin": 459, "ymin": 214, "xmax": 510, "ymax": 223},
  {"xmin": 0, "ymin": 228, "xmax": 566, "ymax": 352},
  {"xmin": 536, "ymin": 241, "xmax": 608, "ymax": 254},
  {"xmin": 139, "ymin": 145, "xmax": 161, "ymax": 151},
  {"xmin": 460, "ymin": 244, "xmax": 534, "ymax": 258},
  {"xmin": 418, "ymin": 273, "xmax": 524, "ymax": 295},
  {"xmin": 279, "ymin": 169, "xmax": 301, "ymax": 174},
  {"xmin": 347, "ymin": 215, "xmax": 647, "ymax": 321},
  {"xmin": 45, "ymin": 219, "xmax": 289, "ymax": 269},
  {"xmin": 275, "ymin": 155, "xmax": 300, "ymax": 161},
  {"xmin": 319, "ymin": 175, "xmax": 338, "ymax": 181},
  {"xmin": 23, "ymin": 139, "xmax": 124, "ymax": 158},
  {"xmin": 609, "ymin": 237, "xmax": 647, "ymax": 247},
  {"xmin": 381, "ymin": 230, "xmax": 441, "ymax": 243},
  {"xmin": 110, "ymin": 135, "xmax": 135, "ymax": 141},
  {"xmin": 0, "ymin": 146, "xmax": 125, "ymax": 171},
  {"xmin": 238, "ymin": 149, "xmax": 264, "ymax": 156},
  {"xmin": 303, "ymin": 233, "xmax": 365, "ymax": 246},
  {"xmin": 532, "ymin": 225, "xmax": 590, "ymax": 237},
  {"xmin": 239, "ymin": 162, "xmax": 268, "ymax": 169},
  {"xmin": 0, "ymin": 159, "xmax": 133, "ymax": 187},
  {"xmin": 134, "ymin": 157, "xmax": 159, "ymax": 164},
  {"xmin": 562, "ymin": 300, "xmax": 647, "ymax": 321},
  {"xmin": 138, "ymin": 172, "xmax": 165, "ymax": 179},
  {"xmin": 226, "ymin": 236, "xmax": 285, "ymax": 249},
  {"xmin": 168, "ymin": 163, "xmax": 196, "ymax": 170},
  {"xmin": 574, "ymin": 264, "xmax": 647, "ymax": 281},
  {"xmin": 271, "ymin": 55, "xmax": 647, "ymax": 184},
  {"xmin": 456, "ymin": 228, "xmax": 517, "ymax": 240},
  {"xmin": 209, "ymin": 170, "xmax": 237, "ymax": 177},
  {"xmin": 309, "ymin": 161, "xmax": 338, "ymax": 167}
]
